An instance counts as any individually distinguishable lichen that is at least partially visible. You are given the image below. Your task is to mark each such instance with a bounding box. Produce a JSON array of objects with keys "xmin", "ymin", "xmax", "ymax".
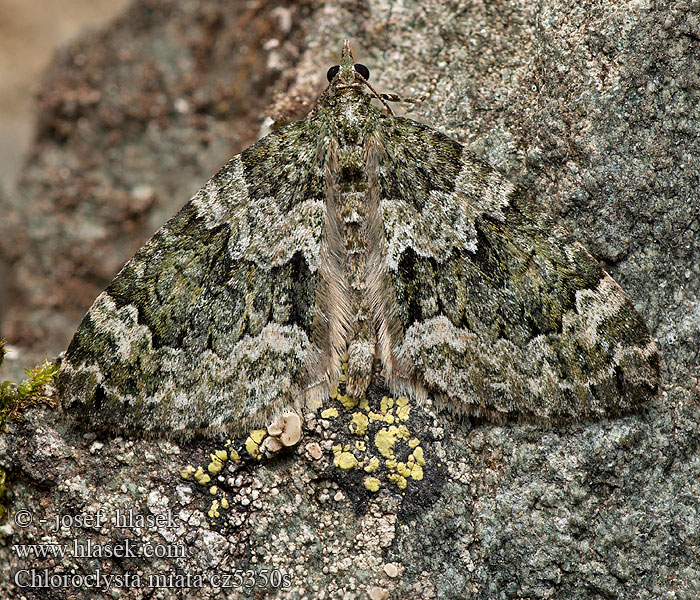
[
  {"xmin": 319, "ymin": 361, "xmax": 431, "ymax": 491},
  {"xmin": 180, "ymin": 466, "xmax": 195, "ymax": 479},
  {"xmin": 245, "ymin": 429, "xmax": 267, "ymax": 459},
  {"xmin": 349, "ymin": 412, "xmax": 369, "ymax": 435},
  {"xmin": 364, "ymin": 476, "xmax": 381, "ymax": 492}
]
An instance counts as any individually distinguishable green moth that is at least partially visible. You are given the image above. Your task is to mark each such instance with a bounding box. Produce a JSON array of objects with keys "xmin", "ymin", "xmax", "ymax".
[{"xmin": 57, "ymin": 41, "xmax": 659, "ymax": 438}]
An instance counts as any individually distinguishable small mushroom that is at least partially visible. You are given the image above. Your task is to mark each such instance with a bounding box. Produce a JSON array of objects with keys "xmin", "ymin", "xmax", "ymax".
[
  {"xmin": 267, "ymin": 417, "xmax": 285, "ymax": 437},
  {"xmin": 263, "ymin": 435, "xmax": 283, "ymax": 453},
  {"xmin": 280, "ymin": 412, "xmax": 302, "ymax": 446}
]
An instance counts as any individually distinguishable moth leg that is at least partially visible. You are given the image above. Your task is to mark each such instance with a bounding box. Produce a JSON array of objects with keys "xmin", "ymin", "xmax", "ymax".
[{"xmin": 378, "ymin": 93, "xmax": 426, "ymax": 105}]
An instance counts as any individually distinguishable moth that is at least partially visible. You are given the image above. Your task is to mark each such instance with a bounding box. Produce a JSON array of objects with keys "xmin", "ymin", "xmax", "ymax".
[{"xmin": 57, "ymin": 41, "xmax": 659, "ymax": 438}]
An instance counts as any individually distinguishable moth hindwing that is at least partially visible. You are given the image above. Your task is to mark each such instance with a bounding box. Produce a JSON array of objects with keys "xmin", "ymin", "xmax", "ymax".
[{"xmin": 57, "ymin": 41, "xmax": 660, "ymax": 438}]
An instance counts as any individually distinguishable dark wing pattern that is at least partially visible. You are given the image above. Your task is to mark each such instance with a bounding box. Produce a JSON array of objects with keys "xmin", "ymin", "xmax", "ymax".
[
  {"xmin": 378, "ymin": 117, "xmax": 659, "ymax": 421},
  {"xmin": 58, "ymin": 121, "xmax": 329, "ymax": 437}
]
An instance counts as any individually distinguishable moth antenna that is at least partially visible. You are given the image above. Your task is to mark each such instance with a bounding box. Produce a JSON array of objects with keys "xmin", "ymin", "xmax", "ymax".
[{"xmin": 355, "ymin": 73, "xmax": 395, "ymax": 116}]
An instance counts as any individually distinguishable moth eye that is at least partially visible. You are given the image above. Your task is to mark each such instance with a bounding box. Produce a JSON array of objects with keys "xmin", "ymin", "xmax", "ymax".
[
  {"xmin": 327, "ymin": 65, "xmax": 340, "ymax": 82},
  {"xmin": 354, "ymin": 63, "xmax": 370, "ymax": 80}
]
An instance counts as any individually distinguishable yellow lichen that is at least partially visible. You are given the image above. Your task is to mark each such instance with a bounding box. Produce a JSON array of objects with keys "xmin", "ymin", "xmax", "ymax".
[
  {"xmin": 364, "ymin": 457, "xmax": 380, "ymax": 472},
  {"xmin": 338, "ymin": 393, "xmax": 358, "ymax": 409},
  {"xmin": 349, "ymin": 412, "xmax": 369, "ymax": 435},
  {"xmin": 322, "ymin": 407, "xmax": 339, "ymax": 419},
  {"xmin": 229, "ymin": 448, "xmax": 241, "ymax": 463},
  {"xmin": 245, "ymin": 429, "xmax": 267, "ymax": 458},
  {"xmin": 194, "ymin": 467, "xmax": 211, "ymax": 485},
  {"xmin": 380, "ymin": 396, "xmax": 394, "ymax": 413},
  {"xmin": 251, "ymin": 429, "xmax": 267, "ymax": 443},
  {"xmin": 334, "ymin": 451, "xmax": 359, "ymax": 470},
  {"xmin": 220, "ymin": 497, "xmax": 229, "ymax": 510},
  {"xmin": 395, "ymin": 425, "xmax": 410, "ymax": 440},
  {"xmin": 388, "ymin": 473, "xmax": 407, "ymax": 490},
  {"xmin": 396, "ymin": 462, "xmax": 411, "ymax": 477},
  {"xmin": 375, "ymin": 424, "xmax": 412, "ymax": 460},
  {"xmin": 375, "ymin": 427, "xmax": 396, "ymax": 459},
  {"xmin": 322, "ymin": 381, "xmax": 427, "ymax": 491},
  {"xmin": 410, "ymin": 464, "xmax": 424, "ymax": 481},
  {"xmin": 245, "ymin": 438, "xmax": 259, "ymax": 458},
  {"xmin": 368, "ymin": 410, "xmax": 393, "ymax": 424},
  {"xmin": 180, "ymin": 466, "xmax": 195, "ymax": 480},
  {"xmin": 364, "ymin": 477, "xmax": 381, "ymax": 492},
  {"xmin": 396, "ymin": 403, "xmax": 410, "ymax": 421},
  {"xmin": 412, "ymin": 446, "xmax": 426, "ymax": 466},
  {"xmin": 208, "ymin": 457, "xmax": 224, "ymax": 475},
  {"xmin": 208, "ymin": 500, "xmax": 220, "ymax": 518},
  {"xmin": 209, "ymin": 486, "xmax": 218, "ymax": 495}
]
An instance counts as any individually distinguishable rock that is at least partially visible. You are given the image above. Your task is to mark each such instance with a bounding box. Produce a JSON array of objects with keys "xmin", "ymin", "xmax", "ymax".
[{"xmin": 1, "ymin": 1, "xmax": 699, "ymax": 599}]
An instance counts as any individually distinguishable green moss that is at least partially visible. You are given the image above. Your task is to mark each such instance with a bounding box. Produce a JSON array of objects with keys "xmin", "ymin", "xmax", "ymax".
[{"xmin": 0, "ymin": 340, "xmax": 59, "ymax": 430}]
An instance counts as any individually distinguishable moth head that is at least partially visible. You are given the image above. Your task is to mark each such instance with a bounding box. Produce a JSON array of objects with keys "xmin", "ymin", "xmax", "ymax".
[{"xmin": 326, "ymin": 39, "xmax": 370, "ymax": 86}]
